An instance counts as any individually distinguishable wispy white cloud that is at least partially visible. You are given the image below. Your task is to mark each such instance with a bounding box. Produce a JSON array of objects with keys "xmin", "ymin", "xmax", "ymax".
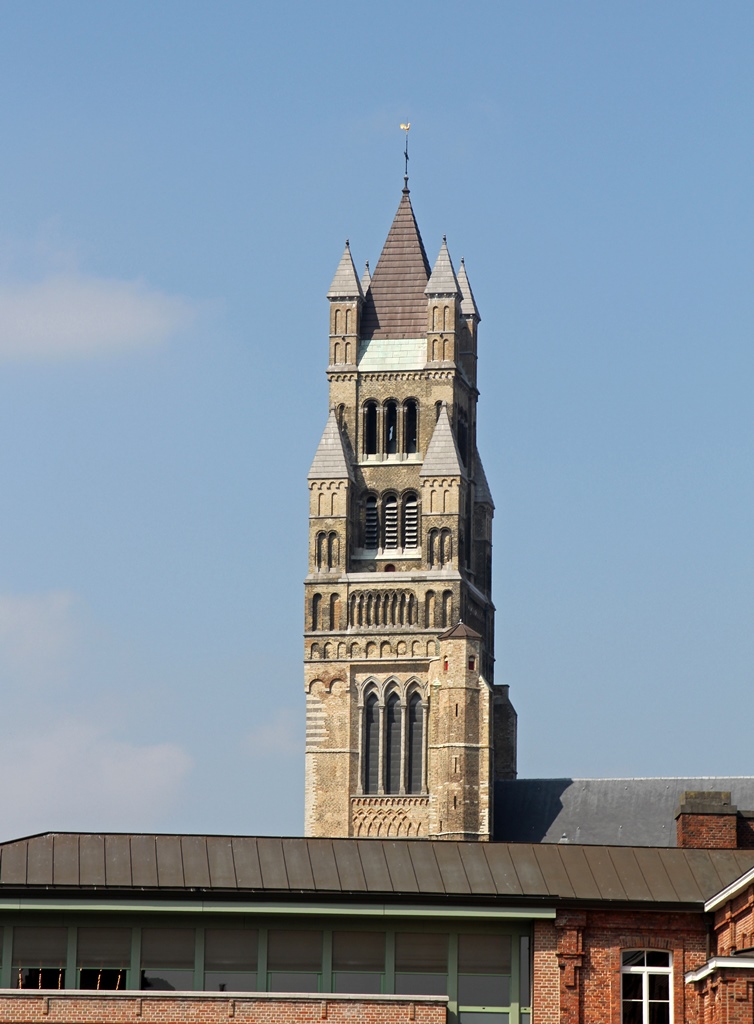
[
  {"xmin": 0, "ymin": 589, "xmax": 193, "ymax": 839},
  {"xmin": 0, "ymin": 273, "xmax": 195, "ymax": 359},
  {"xmin": 0, "ymin": 718, "xmax": 192, "ymax": 839},
  {"xmin": 0, "ymin": 590, "xmax": 79, "ymax": 686}
]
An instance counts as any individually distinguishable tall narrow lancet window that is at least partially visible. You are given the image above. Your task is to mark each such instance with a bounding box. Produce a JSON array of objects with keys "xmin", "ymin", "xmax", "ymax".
[
  {"xmin": 407, "ymin": 694, "xmax": 423, "ymax": 794},
  {"xmin": 364, "ymin": 402, "xmax": 378, "ymax": 455},
  {"xmin": 385, "ymin": 694, "xmax": 402, "ymax": 794},
  {"xmin": 383, "ymin": 496, "xmax": 398, "ymax": 549},
  {"xmin": 364, "ymin": 496, "xmax": 378, "ymax": 550},
  {"xmin": 402, "ymin": 494, "xmax": 418, "ymax": 549},
  {"xmin": 404, "ymin": 400, "xmax": 418, "ymax": 454},
  {"xmin": 364, "ymin": 694, "xmax": 379, "ymax": 794},
  {"xmin": 384, "ymin": 401, "xmax": 398, "ymax": 455}
]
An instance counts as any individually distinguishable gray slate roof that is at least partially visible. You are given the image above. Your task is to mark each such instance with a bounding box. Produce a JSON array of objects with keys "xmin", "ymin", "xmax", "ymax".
[
  {"xmin": 1, "ymin": 832, "xmax": 752, "ymax": 908},
  {"xmin": 457, "ymin": 258, "xmax": 480, "ymax": 319},
  {"xmin": 425, "ymin": 238, "xmax": 460, "ymax": 296},
  {"xmin": 359, "ymin": 189, "xmax": 431, "ymax": 341},
  {"xmin": 360, "ymin": 261, "xmax": 371, "ymax": 295},
  {"xmin": 420, "ymin": 406, "xmax": 465, "ymax": 478},
  {"xmin": 308, "ymin": 412, "xmax": 353, "ymax": 480},
  {"xmin": 474, "ymin": 451, "xmax": 494, "ymax": 508},
  {"xmin": 495, "ymin": 777, "xmax": 754, "ymax": 847},
  {"xmin": 327, "ymin": 242, "xmax": 363, "ymax": 300}
]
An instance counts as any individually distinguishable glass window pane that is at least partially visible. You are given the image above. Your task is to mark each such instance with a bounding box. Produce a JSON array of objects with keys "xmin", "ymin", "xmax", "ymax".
[
  {"xmin": 13, "ymin": 927, "xmax": 67, "ymax": 967},
  {"xmin": 649, "ymin": 973, "xmax": 670, "ymax": 1001},
  {"xmin": 458, "ymin": 974, "xmax": 510, "ymax": 1006},
  {"xmin": 520, "ymin": 936, "xmax": 531, "ymax": 1006},
  {"xmin": 141, "ymin": 968, "xmax": 193, "ymax": 991},
  {"xmin": 622, "ymin": 974, "xmax": 642, "ymax": 1000},
  {"xmin": 77, "ymin": 928, "xmax": 131, "ymax": 967},
  {"xmin": 332, "ymin": 932, "xmax": 385, "ymax": 971},
  {"xmin": 395, "ymin": 973, "xmax": 447, "ymax": 995},
  {"xmin": 267, "ymin": 931, "xmax": 322, "ymax": 972},
  {"xmin": 395, "ymin": 933, "xmax": 448, "ymax": 972},
  {"xmin": 268, "ymin": 971, "xmax": 319, "ymax": 992},
  {"xmin": 141, "ymin": 928, "xmax": 194, "ymax": 969},
  {"xmin": 204, "ymin": 971, "xmax": 257, "ymax": 992},
  {"xmin": 458, "ymin": 935, "xmax": 511, "ymax": 974},
  {"xmin": 333, "ymin": 972, "xmax": 382, "ymax": 993},
  {"xmin": 204, "ymin": 929, "xmax": 258, "ymax": 970},
  {"xmin": 646, "ymin": 951, "xmax": 671, "ymax": 967},
  {"xmin": 622, "ymin": 951, "xmax": 646, "ymax": 967},
  {"xmin": 622, "ymin": 1004, "xmax": 643, "ymax": 1024},
  {"xmin": 649, "ymin": 1004, "xmax": 670, "ymax": 1024}
]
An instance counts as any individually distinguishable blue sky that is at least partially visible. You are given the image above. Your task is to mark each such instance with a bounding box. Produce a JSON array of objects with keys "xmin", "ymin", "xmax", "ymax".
[{"xmin": 1, "ymin": 2, "xmax": 753, "ymax": 840}]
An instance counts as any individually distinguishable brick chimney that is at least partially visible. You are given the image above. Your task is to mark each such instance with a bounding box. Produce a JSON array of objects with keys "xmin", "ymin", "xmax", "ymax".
[{"xmin": 675, "ymin": 791, "xmax": 738, "ymax": 849}]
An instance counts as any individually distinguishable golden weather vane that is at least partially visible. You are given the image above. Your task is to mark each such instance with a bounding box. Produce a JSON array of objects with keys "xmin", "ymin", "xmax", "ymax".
[{"xmin": 400, "ymin": 122, "xmax": 411, "ymax": 179}]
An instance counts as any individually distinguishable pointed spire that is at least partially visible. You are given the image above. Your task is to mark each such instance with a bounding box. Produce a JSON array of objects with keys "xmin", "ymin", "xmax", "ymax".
[
  {"xmin": 327, "ymin": 241, "xmax": 363, "ymax": 300},
  {"xmin": 457, "ymin": 257, "xmax": 480, "ymax": 320},
  {"xmin": 474, "ymin": 449, "xmax": 494, "ymax": 509},
  {"xmin": 308, "ymin": 410, "xmax": 354, "ymax": 480},
  {"xmin": 359, "ymin": 191, "xmax": 431, "ymax": 340},
  {"xmin": 420, "ymin": 403, "xmax": 465, "ymax": 478},
  {"xmin": 425, "ymin": 236, "xmax": 460, "ymax": 296},
  {"xmin": 360, "ymin": 260, "xmax": 371, "ymax": 295}
]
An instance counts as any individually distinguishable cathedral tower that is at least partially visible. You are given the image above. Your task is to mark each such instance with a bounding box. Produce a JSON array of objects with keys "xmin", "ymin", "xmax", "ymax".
[{"xmin": 304, "ymin": 181, "xmax": 516, "ymax": 840}]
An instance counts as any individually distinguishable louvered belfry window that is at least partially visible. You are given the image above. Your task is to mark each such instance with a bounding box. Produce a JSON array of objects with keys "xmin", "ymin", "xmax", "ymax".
[
  {"xmin": 385, "ymin": 694, "xmax": 402, "ymax": 793},
  {"xmin": 403, "ymin": 495, "xmax": 418, "ymax": 548},
  {"xmin": 383, "ymin": 497, "xmax": 398, "ymax": 549},
  {"xmin": 365, "ymin": 496, "xmax": 378, "ymax": 549}
]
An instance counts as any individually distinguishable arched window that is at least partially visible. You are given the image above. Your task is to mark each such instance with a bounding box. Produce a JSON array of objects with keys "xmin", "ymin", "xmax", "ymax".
[
  {"xmin": 407, "ymin": 693, "xmax": 423, "ymax": 794},
  {"xmin": 403, "ymin": 494, "xmax": 418, "ymax": 548},
  {"xmin": 364, "ymin": 402, "xmax": 378, "ymax": 455},
  {"xmin": 385, "ymin": 693, "xmax": 401, "ymax": 794},
  {"xmin": 404, "ymin": 400, "xmax": 418, "ymax": 454},
  {"xmin": 441, "ymin": 529, "xmax": 452, "ymax": 565},
  {"xmin": 312, "ymin": 594, "xmax": 322, "ymax": 631},
  {"xmin": 442, "ymin": 590, "xmax": 453, "ymax": 628},
  {"xmin": 327, "ymin": 531, "xmax": 339, "ymax": 569},
  {"xmin": 428, "ymin": 529, "xmax": 439, "ymax": 566},
  {"xmin": 329, "ymin": 594, "xmax": 340, "ymax": 630},
  {"xmin": 316, "ymin": 532, "xmax": 326, "ymax": 569},
  {"xmin": 383, "ymin": 496, "xmax": 398, "ymax": 549},
  {"xmin": 364, "ymin": 495, "xmax": 378, "ymax": 549},
  {"xmin": 425, "ymin": 590, "xmax": 436, "ymax": 628},
  {"xmin": 384, "ymin": 401, "xmax": 397, "ymax": 455},
  {"xmin": 364, "ymin": 694, "xmax": 379, "ymax": 794}
]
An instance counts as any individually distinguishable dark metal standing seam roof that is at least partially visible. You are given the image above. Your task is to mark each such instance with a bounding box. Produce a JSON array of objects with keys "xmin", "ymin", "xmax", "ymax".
[
  {"xmin": 359, "ymin": 189, "xmax": 431, "ymax": 340},
  {"xmin": 2, "ymin": 834, "xmax": 754, "ymax": 908}
]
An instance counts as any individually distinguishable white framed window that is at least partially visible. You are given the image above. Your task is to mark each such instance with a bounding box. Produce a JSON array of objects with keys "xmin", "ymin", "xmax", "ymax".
[{"xmin": 621, "ymin": 950, "xmax": 672, "ymax": 1024}]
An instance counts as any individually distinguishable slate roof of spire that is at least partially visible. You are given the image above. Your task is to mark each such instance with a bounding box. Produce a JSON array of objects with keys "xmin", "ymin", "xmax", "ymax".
[
  {"xmin": 420, "ymin": 404, "xmax": 465, "ymax": 477},
  {"xmin": 439, "ymin": 621, "xmax": 482, "ymax": 640},
  {"xmin": 308, "ymin": 411, "xmax": 353, "ymax": 480},
  {"xmin": 458, "ymin": 257, "xmax": 480, "ymax": 319},
  {"xmin": 360, "ymin": 188, "xmax": 431, "ymax": 340},
  {"xmin": 327, "ymin": 242, "xmax": 363, "ymax": 300},
  {"xmin": 425, "ymin": 237, "xmax": 460, "ymax": 296},
  {"xmin": 360, "ymin": 261, "xmax": 371, "ymax": 295},
  {"xmin": 474, "ymin": 450, "xmax": 494, "ymax": 508}
]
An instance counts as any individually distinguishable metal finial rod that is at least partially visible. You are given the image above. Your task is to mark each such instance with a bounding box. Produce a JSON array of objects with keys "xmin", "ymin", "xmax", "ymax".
[{"xmin": 400, "ymin": 122, "xmax": 411, "ymax": 183}]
